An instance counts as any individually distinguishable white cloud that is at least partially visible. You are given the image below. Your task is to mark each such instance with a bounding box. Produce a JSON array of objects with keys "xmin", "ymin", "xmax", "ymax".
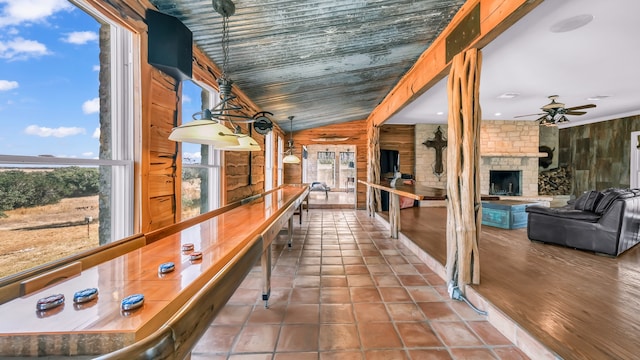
[
  {"xmin": 62, "ymin": 31, "xmax": 97, "ymax": 45},
  {"xmin": 24, "ymin": 124, "xmax": 85, "ymax": 137},
  {"xmin": 0, "ymin": 79, "xmax": 18, "ymax": 91},
  {"xmin": 0, "ymin": 0, "xmax": 73, "ymax": 28},
  {"xmin": 92, "ymin": 127, "xmax": 100, "ymax": 138},
  {"xmin": 82, "ymin": 151, "xmax": 93, "ymax": 157},
  {"xmin": 92, "ymin": 64, "xmax": 99, "ymax": 71},
  {"xmin": 82, "ymin": 97, "xmax": 99, "ymax": 114},
  {"xmin": 0, "ymin": 37, "xmax": 48, "ymax": 60},
  {"xmin": 182, "ymin": 94, "xmax": 191, "ymax": 104},
  {"xmin": 183, "ymin": 152, "xmax": 202, "ymax": 163}
]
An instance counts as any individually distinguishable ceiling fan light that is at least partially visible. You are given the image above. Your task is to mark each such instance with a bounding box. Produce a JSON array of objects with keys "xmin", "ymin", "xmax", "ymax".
[{"xmin": 169, "ymin": 120, "xmax": 239, "ymax": 147}]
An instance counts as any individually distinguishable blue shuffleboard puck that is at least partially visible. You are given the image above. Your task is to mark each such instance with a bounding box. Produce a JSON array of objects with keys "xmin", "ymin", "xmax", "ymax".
[
  {"xmin": 121, "ymin": 294, "xmax": 144, "ymax": 311},
  {"xmin": 73, "ymin": 288, "xmax": 99, "ymax": 304}
]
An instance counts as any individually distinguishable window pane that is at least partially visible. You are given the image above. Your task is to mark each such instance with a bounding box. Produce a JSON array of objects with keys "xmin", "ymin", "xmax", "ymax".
[
  {"xmin": 0, "ymin": 2, "xmax": 135, "ymax": 279},
  {"xmin": 180, "ymin": 80, "xmax": 221, "ymax": 219}
]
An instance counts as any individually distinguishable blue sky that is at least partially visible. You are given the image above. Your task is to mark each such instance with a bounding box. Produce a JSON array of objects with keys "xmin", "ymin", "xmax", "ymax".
[
  {"xmin": 0, "ymin": 0, "xmax": 101, "ymax": 158},
  {"xmin": 0, "ymin": 0, "xmax": 204, "ymax": 162}
]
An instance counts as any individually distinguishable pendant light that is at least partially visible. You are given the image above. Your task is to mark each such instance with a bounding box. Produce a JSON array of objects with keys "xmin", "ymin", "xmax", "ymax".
[
  {"xmin": 283, "ymin": 116, "xmax": 300, "ymax": 164},
  {"xmin": 168, "ymin": 0, "xmax": 270, "ymax": 150}
]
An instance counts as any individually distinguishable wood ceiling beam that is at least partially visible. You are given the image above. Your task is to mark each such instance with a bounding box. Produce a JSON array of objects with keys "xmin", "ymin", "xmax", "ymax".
[{"xmin": 367, "ymin": 0, "xmax": 544, "ymax": 127}]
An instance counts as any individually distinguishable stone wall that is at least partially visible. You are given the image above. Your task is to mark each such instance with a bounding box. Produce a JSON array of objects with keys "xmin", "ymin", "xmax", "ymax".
[{"xmin": 415, "ymin": 120, "xmax": 540, "ymax": 196}]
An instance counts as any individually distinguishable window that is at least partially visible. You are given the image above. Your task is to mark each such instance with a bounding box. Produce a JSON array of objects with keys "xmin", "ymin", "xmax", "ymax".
[
  {"xmin": 180, "ymin": 81, "xmax": 222, "ymax": 219},
  {"xmin": 264, "ymin": 132, "xmax": 274, "ymax": 191},
  {"xmin": 0, "ymin": 1, "xmax": 137, "ymax": 279},
  {"xmin": 277, "ymin": 135, "xmax": 284, "ymax": 187}
]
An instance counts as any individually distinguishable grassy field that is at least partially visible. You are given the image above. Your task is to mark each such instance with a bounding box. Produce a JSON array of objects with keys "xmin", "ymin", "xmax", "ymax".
[
  {"xmin": 0, "ymin": 179, "xmax": 202, "ymax": 279},
  {"xmin": 0, "ymin": 196, "xmax": 99, "ymax": 278}
]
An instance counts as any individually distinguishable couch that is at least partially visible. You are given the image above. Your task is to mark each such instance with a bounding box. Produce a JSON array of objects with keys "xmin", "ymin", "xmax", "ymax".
[{"xmin": 525, "ymin": 188, "xmax": 640, "ymax": 256}]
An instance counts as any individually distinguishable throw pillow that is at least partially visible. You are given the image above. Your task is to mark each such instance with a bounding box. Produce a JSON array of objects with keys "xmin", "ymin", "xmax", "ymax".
[{"xmin": 574, "ymin": 190, "xmax": 597, "ymax": 211}]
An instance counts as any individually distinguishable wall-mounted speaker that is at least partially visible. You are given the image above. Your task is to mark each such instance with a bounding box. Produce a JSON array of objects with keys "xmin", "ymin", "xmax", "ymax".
[{"xmin": 146, "ymin": 9, "xmax": 192, "ymax": 81}]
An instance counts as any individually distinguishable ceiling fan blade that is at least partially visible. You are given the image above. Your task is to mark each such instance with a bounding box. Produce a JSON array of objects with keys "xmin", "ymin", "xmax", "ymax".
[
  {"xmin": 564, "ymin": 111, "xmax": 587, "ymax": 116},
  {"xmin": 566, "ymin": 104, "xmax": 596, "ymax": 111},
  {"xmin": 515, "ymin": 112, "xmax": 546, "ymax": 118}
]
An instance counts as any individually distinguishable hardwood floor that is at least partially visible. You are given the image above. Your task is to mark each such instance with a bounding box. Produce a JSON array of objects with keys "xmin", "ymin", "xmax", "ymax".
[{"xmin": 394, "ymin": 206, "xmax": 640, "ymax": 360}]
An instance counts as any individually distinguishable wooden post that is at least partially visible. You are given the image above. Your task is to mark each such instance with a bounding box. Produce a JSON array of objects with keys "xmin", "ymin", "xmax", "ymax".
[
  {"xmin": 445, "ymin": 48, "xmax": 482, "ymax": 291},
  {"xmin": 367, "ymin": 123, "xmax": 382, "ymax": 216}
]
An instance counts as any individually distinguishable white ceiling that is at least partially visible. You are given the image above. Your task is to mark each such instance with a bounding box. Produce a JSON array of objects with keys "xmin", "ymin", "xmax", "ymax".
[{"xmin": 386, "ymin": 0, "xmax": 640, "ymax": 128}]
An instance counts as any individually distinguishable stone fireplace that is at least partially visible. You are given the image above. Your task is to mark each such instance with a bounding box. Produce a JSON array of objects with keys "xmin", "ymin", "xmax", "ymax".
[{"xmin": 415, "ymin": 121, "xmax": 542, "ymax": 198}]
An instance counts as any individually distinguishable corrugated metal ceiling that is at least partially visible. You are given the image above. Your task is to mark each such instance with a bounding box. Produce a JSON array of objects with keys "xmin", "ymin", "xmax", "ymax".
[{"xmin": 148, "ymin": 0, "xmax": 465, "ymax": 131}]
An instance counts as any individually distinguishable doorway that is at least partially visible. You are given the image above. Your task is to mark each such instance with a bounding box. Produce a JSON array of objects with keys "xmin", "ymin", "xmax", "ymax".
[{"xmin": 303, "ymin": 144, "xmax": 356, "ymax": 208}]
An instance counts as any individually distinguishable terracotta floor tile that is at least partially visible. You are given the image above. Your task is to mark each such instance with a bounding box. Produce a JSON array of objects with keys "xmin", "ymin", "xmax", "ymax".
[
  {"xmin": 367, "ymin": 264, "xmax": 392, "ymax": 274},
  {"xmin": 322, "ymin": 275, "xmax": 348, "ymax": 287},
  {"xmin": 298, "ymin": 265, "xmax": 321, "ymax": 275},
  {"xmin": 343, "ymin": 256, "xmax": 365, "ymax": 264},
  {"xmin": 320, "ymin": 303, "xmax": 355, "ymax": 323},
  {"xmin": 378, "ymin": 287, "xmax": 412, "ymax": 302},
  {"xmin": 407, "ymin": 349, "xmax": 453, "ymax": 359},
  {"xmin": 228, "ymin": 354, "xmax": 273, "ymax": 360},
  {"xmin": 300, "ymin": 257, "xmax": 321, "ymax": 265},
  {"xmin": 431, "ymin": 321, "xmax": 484, "ymax": 347},
  {"xmin": 358, "ymin": 322, "xmax": 402, "ymax": 349},
  {"xmin": 396, "ymin": 322, "xmax": 443, "ymax": 347},
  {"xmin": 321, "ymin": 287, "xmax": 351, "ymax": 303},
  {"xmin": 322, "ymin": 265, "xmax": 346, "ymax": 275},
  {"xmin": 449, "ymin": 347, "xmax": 498, "ymax": 359},
  {"xmin": 289, "ymin": 287, "xmax": 320, "ymax": 304},
  {"xmin": 323, "ymin": 256, "xmax": 343, "ymax": 265},
  {"xmin": 274, "ymin": 352, "xmax": 319, "ymax": 360},
  {"xmin": 384, "ymin": 255, "xmax": 408, "ymax": 264},
  {"xmin": 386, "ymin": 302, "xmax": 426, "ymax": 321},
  {"xmin": 353, "ymin": 302, "xmax": 391, "ymax": 323},
  {"xmin": 425, "ymin": 273, "xmax": 447, "ymax": 286},
  {"xmin": 350, "ymin": 287, "xmax": 382, "ymax": 303},
  {"xmin": 192, "ymin": 324, "xmax": 241, "ymax": 353},
  {"xmin": 364, "ymin": 349, "xmax": 409, "ymax": 360},
  {"xmin": 347, "ymin": 274, "xmax": 375, "ymax": 287},
  {"xmin": 247, "ymin": 303, "xmax": 286, "ymax": 324},
  {"xmin": 492, "ymin": 346, "xmax": 530, "ymax": 360},
  {"xmin": 468, "ymin": 321, "xmax": 513, "ymax": 345},
  {"xmin": 233, "ymin": 324, "xmax": 280, "ymax": 353},
  {"xmin": 294, "ymin": 275, "xmax": 321, "ymax": 287},
  {"xmin": 212, "ymin": 304, "xmax": 252, "ymax": 325},
  {"xmin": 276, "ymin": 324, "xmax": 320, "ymax": 352},
  {"xmin": 397, "ymin": 274, "xmax": 428, "ymax": 287},
  {"xmin": 364, "ymin": 256, "xmax": 385, "ymax": 264},
  {"xmin": 342, "ymin": 250, "xmax": 362, "ymax": 257},
  {"xmin": 192, "ymin": 354, "xmax": 227, "ymax": 360},
  {"xmin": 418, "ymin": 301, "xmax": 460, "ymax": 321},
  {"xmin": 284, "ymin": 303, "xmax": 319, "ymax": 324},
  {"xmin": 372, "ymin": 274, "xmax": 401, "ymax": 287},
  {"xmin": 227, "ymin": 288, "xmax": 261, "ymax": 305},
  {"xmin": 390, "ymin": 264, "xmax": 420, "ymax": 275},
  {"xmin": 319, "ymin": 324, "xmax": 361, "ymax": 351},
  {"xmin": 449, "ymin": 300, "xmax": 487, "ymax": 321},
  {"xmin": 407, "ymin": 286, "xmax": 443, "ymax": 302},
  {"xmin": 320, "ymin": 350, "xmax": 364, "ymax": 360},
  {"xmin": 345, "ymin": 264, "xmax": 370, "ymax": 274}
]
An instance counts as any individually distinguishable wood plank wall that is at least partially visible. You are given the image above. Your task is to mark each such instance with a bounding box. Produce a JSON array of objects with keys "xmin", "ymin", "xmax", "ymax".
[
  {"xmin": 379, "ymin": 125, "xmax": 415, "ymax": 177},
  {"xmin": 284, "ymin": 119, "xmax": 368, "ymax": 209}
]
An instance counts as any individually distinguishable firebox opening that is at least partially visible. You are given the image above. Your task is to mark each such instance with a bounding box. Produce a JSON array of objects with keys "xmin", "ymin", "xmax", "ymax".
[{"xmin": 489, "ymin": 170, "xmax": 522, "ymax": 196}]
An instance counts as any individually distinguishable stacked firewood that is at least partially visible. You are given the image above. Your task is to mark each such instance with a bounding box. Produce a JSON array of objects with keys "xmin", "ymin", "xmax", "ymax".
[{"xmin": 539, "ymin": 166, "xmax": 572, "ymax": 195}]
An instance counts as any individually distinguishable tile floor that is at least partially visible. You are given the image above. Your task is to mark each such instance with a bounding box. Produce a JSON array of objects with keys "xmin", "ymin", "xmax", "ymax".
[{"xmin": 192, "ymin": 209, "xmax": 528, "ymax": 360}]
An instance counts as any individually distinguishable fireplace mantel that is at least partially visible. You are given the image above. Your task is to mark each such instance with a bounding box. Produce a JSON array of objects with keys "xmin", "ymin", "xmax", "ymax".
[{"xmin": 481, "ymin": 152, "xmax": 546, "ymax": 158}]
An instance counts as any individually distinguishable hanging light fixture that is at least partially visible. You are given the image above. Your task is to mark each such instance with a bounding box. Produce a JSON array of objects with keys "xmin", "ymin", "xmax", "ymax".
[
  {"xmin": 168, "ymin": 0, "xmax": 272, "ymax": 150},
  {"xmin": 283, "ymin": 116, "xmax": 301, "ymax": 164}
]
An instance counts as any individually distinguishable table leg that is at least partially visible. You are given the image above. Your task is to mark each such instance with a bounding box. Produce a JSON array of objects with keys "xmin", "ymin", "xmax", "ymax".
[
  {"xmin": 261, "ymin": 246, "xmax": 271, "ymax": 308},
  {"xmin": 389, "ymin": 193, "xmax": 400, "ymax": 238},
  {"xmin": 288, "ymin": 216, "xmax": 294, "ymax": 248}
]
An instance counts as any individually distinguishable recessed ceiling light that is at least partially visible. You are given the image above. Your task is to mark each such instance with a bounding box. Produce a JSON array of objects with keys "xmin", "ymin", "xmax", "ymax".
[
  {"xmin": 497, "ymin": 92, "xmax": 519, "ymax": 99},
  {"xmin": 494, "ymin": 112, "xmax": 502, "ymax": 116},
  {"xmin": 436, "ymin": 111, "xmax": 444, "ymax": 115},
  {"xmin": 586, "ymin": 95, "xmax": 610, "ymax": 101},
  {"xmin": 550, "ymin": 14, "xmax": 594, "ymax": 33}
]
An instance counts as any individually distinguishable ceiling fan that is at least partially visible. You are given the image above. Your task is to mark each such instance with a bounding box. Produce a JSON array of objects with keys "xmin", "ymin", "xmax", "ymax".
[{"xmin": 516, "ymin": 95, "xmax": 596, "ymax": 126}]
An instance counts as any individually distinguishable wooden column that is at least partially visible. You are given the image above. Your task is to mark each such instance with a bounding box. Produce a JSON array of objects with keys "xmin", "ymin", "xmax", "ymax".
[
  {"xmin": 445, "ymin": 48, "xmax": 482, "ymax": 291},
  {"xmin": 366, "ymin": 123, "xmax": 381, "ymax": 216}
]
